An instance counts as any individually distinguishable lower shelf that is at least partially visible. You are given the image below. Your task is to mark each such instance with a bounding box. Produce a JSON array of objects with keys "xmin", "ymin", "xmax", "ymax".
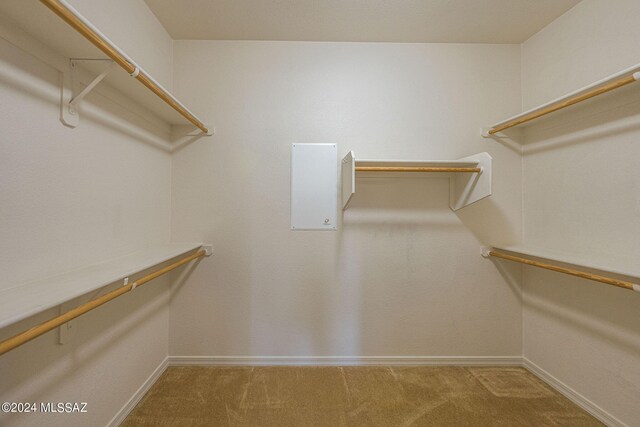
[{"xmin": 0, "ymin": 243, "xmax": 209, "ymax": 329}]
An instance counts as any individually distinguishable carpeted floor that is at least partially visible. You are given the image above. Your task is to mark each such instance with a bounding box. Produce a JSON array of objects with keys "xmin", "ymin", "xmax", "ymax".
[{"xmin": 122, "ymin": 366, "xmax": 603, "ymax": 426}]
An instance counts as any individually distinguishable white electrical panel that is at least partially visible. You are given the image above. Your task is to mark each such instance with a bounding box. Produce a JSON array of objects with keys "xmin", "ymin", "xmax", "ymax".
[{"xmin": 291, "ymin": 143, "xmax": 337, "ymax": 231}]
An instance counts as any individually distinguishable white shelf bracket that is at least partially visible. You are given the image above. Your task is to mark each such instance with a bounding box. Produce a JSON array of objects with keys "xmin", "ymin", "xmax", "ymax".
[
  {"xmin": 341, "ymin": 151, "xmax": 356, "ymax": 210},
  {"xmin": 57, "ymin": 301, "xmax": 76, "ymax": 345},
  {"xmin": 202, "ymin": 244, "xmax": 214, "ymax": 256},
  {"xmin": 449, "ymin": 152, "xmax": 492, "ymax": 211},
  {"xmin": 61, "ymin": 59, "xmax": 115, "ymax": 128}
]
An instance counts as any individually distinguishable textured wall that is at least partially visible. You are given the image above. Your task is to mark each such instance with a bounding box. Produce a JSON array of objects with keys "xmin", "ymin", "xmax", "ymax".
[
  {"xmin": 0, "ymin": 1, "xmax": 174, "ymax": 425},
  {"xmin": 521, "ymin": 0, "xmax": 640, "ymax": 424},
  {"xmin": 169, "ymin": 41, "xmax": 523, "ymax": 358}
]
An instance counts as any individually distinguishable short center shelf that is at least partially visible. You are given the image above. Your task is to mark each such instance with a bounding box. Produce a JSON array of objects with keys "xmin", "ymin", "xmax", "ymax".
[{"xmin": 342, "ymin": 152, "xmax": 492, "ymax": 211}]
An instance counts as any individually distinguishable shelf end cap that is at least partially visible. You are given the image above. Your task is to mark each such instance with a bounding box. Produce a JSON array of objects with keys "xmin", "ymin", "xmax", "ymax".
[{"xmin": 480, "ymin": 247, "xmax": 492, "ymax": 258}]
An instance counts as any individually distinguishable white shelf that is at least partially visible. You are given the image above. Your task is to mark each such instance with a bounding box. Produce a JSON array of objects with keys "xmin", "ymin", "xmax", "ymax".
[
  {"xmin": 356, "ymin": 159, "xmax": 480, "ymax": 168},
  {"xmin": 0, "ymin": 0, "xmax": 208, "ymax": 131},
  {"xmin": 483, "ymin": 62, "xmax": 640, "ymax": 137},
  {"xmin": 342, "ymin": 152, "xmax": 492, "ymax": 211},
  {"xmin": 487, "ymin": 245, "xmax": 640, "ymax": 280},
  {"xmin": 0, "ymin": 243, "xmax": 205, "ymax": 329}
]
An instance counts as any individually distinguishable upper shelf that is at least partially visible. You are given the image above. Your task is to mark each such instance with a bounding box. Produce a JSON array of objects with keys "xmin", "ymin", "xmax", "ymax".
[
  {"xmin": 342, "ymin": 152, "xmax": 492, "ymax": 211},
  {"xmin": 0, "ymin": 243, "xmax": 210, "ymax": 329},
  {"xmin": 0, "ymin": 0, "xmax": 209, "ymax": 134},
  {"xmin": 484, "ymin": 245, "xmax": 640, "ymax": 281},
  {"xmin": 482, "ymin": 62, "xmax": 640, "ymax": 138}
]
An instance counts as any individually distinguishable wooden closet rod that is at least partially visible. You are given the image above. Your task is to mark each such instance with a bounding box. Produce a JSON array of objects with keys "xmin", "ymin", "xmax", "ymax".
[
  {"xmin": 0, "ymin": 250, "xmax": 206, "ymax": 356},
  {"xmin": 40, "ymin": 0, "xmax": 209, "ymax": 134},
  {"xmin": 488, "ymin": 72, "xmax": 640, "ymax": 135},
  {"xmin": 486, "ymin": 249, "xmax": 639, "ymax": 292},
  {"xmin": 356, "ymin": 167, "xmax": 481, "ymax": 173}
]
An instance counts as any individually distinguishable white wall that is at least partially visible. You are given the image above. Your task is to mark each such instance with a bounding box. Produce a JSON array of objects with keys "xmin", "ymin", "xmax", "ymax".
[
  {"xmin": 70, "ymin": 0, "xmax": 174, "ymax": 89},
  {"xmin": 0, "ymin": 1, "xmax": 174, "ymax": 426},
  {"xmin": 521, "ymin": 0, "xmax": 640, "ymax": 424},
  {"xmin": 169, "ymin": 41, "xmax": 523, "ymax": 358},
  {"xmin": 5, "ymin": 1, "xmax": 638, "ymax": 424}
]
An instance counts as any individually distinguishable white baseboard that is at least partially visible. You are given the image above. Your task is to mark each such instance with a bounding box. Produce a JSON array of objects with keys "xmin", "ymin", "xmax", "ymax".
[
  {"xmin": 108, "ymin": 355, "xmax": 625, "ymax": 427},
  {"xmin": 168, "ymin": 355, "xmax": 522, "ymax": 366},
  {"xmin": 107, "ymin": 356, "xmax": 169, "ymax": 427},
  {"xmin": 523, "ymin": 358, "xmax": 626, "ymax": 427}
]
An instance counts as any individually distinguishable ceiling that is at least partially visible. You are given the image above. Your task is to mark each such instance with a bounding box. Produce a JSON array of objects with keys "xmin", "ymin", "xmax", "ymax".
[{"xmin": 144, "ymin": 0, "xmax": 581, "ymax": 43}]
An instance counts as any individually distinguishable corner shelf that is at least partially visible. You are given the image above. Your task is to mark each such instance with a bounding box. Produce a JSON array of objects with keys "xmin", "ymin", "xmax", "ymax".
[
  {"xmin": 482, "ymin": 62, "xmax": 640, "ymax": 138},
  {"xmin": 0, "ymin": 243, "xmax": 211, "ymax": 329},
  {"xmin": 0, "ymin": 0, "xmax": 211, "ymax": 149},
  {"xmin": 342, "ymin": 152, "xmax": 492, "ymax": 211}
]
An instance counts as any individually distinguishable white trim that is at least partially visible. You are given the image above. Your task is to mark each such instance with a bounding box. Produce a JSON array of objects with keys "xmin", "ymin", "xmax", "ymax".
[
  {"xmin": 523, "ymin": 358, "xmax": 627, "ymax": 427},
  {"xmin": 168, "ymin": 355, "xmax": 522, "ymax": 366},
  {"xmin": 105, "ymin": 356, "xmax": 624, "ymax": 427},
  {"xmin": 107, "ymin": 356, "xmax": 169, "ymax": 427}
]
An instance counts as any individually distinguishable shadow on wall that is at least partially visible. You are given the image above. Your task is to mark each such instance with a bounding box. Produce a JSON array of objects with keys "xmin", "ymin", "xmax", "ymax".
[
  {"xmin": 342, "ymin": 174, "xmax": 518, "ymax": 234},
  {"xmin": 0, "ymin": 39, "xmax": 171, "ymax": 152},
  {"xmin": 524, "ymin": 268, "xmax": 640, "ymax": 357},
  {"xmin": 480, "ymin": 83, "xmax": 640, "ymax": 157},
  {"xmin": 332, "ymin": 175, "xmax": 520, "ymax": 355},
  {"xmin": 481, "ymin": 128, "xmax": 524, "ymax": 155},
  {"xmin": 169, "ymin": 258, "xmax": 202, "ymax": 301},
  {"xmin": 0, "ymin": 275, "xmax": 171, "ymax": 422},
  {"xmin": 489, "ymin": 258, "xmax": 523, "ymax": 303},
  {"xmin": 454, "ymin": 194, "xmax": 519, "ymax": 248},
  {"xmin": 486, "ymin": 83, "xmax": 640, "ymax": 154}
]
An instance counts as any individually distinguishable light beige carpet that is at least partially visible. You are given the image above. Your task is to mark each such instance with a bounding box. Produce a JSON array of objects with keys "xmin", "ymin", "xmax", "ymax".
[{"xmin": 123, "ymin": 366, "xmax": 603, "ymax": 426}]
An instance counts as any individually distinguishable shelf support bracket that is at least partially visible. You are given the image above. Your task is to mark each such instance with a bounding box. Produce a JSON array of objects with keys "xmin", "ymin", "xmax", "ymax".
[
  {"xmin": 69, "ymin": 60, "xmax": 116, "ymax": 110},
  {"xmin": 57, "ymin": 301, "xmax": 76, "ymax": 345},
  {"xmin": 60, "ymin": 59, "xmax": 115, "ymax": 128}
]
